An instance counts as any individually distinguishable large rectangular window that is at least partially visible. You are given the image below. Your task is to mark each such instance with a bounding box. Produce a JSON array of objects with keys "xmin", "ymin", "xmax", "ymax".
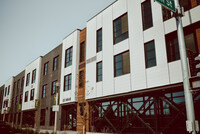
[
  {"xmin": 30, "ymin": 89, "xmax": 34, "ymax": 100},
  {"xmin": 40, "ymin": 109, "xmax": 46, "ymax": 126},
  {"xmin": 80, "ymin": 42, "xmax": 85, "ymax": 63},
  {"xmin": 51, "ymin": 81, "xmax": 57, "ymax": 95},
  {"xmin": 165, "ymin": 33, "xmax": 180, "ymax": 62},
  {"xmin": 97, "ymin": 62, "xmax": 102, "ymax": 82},
  {"xmin": 114, "ymin": 51, "xmax": 130, "ymax": 77},
  {"xmin": 42, "ymin": 85, "xmax": 46, "ymax": 98},
  {"xmin": 166, "ymin": 31, "xmax": 197, "ymax": 63},
  {"xmin": 44, "ymin": 62, "xmax": 48, "ymax": 75},
  {"xmin": 97, "ymin": 28, "xmax": 102, "ymax": 52},
  {"xmin": 26, "ymin": 73, "xmax": 30, "ymax": 86},
  {"xmin": 20, "ymin": 94, "xmax": 22, "ymax": 104},
  {"xmin": 144, "ymin": 40, "xmax": 157, "ymax": 68},
  {"xmin": 32, "ymin": 69, "xmax": 36, "ymax": 84},
  {"xmin": 25, "ymin": 91, "xmax": 28, "ymax": 102},
  {"xmin": 64, "ymin": 74, "xmax": 72, "ymax": 91},
  {"xmin": 162, "ymin": 7, "xmax": 173, "ymax": 21},
  {"xmin": 53, "ymin": 56, "xmax": 59, "ymax": 71},
  {"xmin": 113, "ymin": 13, "xmax": 128, "ymax": 44},
  {"xmin": 142, "ymin": 0, "xmax": 153, "ymax": 30},
  {"xmin": 65, "ymin": 47, "xmax": 73, "ymax": 67}
]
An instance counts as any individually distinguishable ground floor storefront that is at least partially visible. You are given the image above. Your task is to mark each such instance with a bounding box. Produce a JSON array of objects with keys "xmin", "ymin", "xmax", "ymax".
[{"xmin": 88, "ymin": 84, "xmax": 200, "ymax": 134}]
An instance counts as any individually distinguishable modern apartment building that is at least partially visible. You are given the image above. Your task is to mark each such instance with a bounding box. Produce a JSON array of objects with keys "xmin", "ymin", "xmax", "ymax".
[
  {"xmin": 10, "ymin": 70, "xmax": 25, "ymax": 128},
  {"xmin": 22, "ymin": 57, "xmax": 42, "ymax": 128},
  {"xmin": 0, "ymin": 85, "xmax": 4, "ymax": 120},
  {"xmin": 59, "ymin": 30, "xmax": 80, "ymax": 131},
  {"xmin": 85, "ymin": 0, "xmax": 200, "ymax": 133},
  {"xmin": 1, "ymin": 77, "xmax": 14, "ymax": 123},
  {"xmin": 36, "ymin": 44, "xmax": 62, "ymax": 131}
]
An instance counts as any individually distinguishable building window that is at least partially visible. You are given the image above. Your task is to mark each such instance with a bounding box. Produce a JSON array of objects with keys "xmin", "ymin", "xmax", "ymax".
[
  {"xmin": 44, "ymin": 62, "xmax": 48, "ymax": 75},
  {"xmin": 42, "ymin": 85, "xmax": 46, "ymax": 98},
  {"xmin": 15, "ymin": 96, "xmax": 18, "ymax": 105},
  {"xmin": 20, "ymin": 94, "xmax": 22, "ymax": 104},
  {"xmin": 26, "ymin": 73, "xmax": 30, "ymax": 86},
  {"xmin": 21, "ymin": 77, "xmax": 24, "ymax": 89},
  {"xmin": 25, "ymin": 91, "xmax": 28, "ymax": 102},
  {"xmin": 179, "ymin": 0, "xmax": 191, "ymax": 11},
  {"xmin": 80, "ymin": 42, "xmax": 85, "ymax": 63},
  {"xmin": 97, "ymin": 62, "xmax": 102, "ymax": 82},
  {"xmin": 142, "ymin": 0, "xmax": 153, "ymax": 30},
  {"xmin": 65, "ymin": 47, "xmax": 73, "ymax": 67},
  {"xmin": 114, "ymin": 51, "xmax": 130, "ymax": 77},
  {"xmin": 165, "ymin": 33, "xmax": 180, "ymax": 62},
  {"xmin": 52, "ymin": 81, "xmax": 57, "ymax": 95},
  {"xmin": 113, "ymin": 13, "xmax": 128, "ymax": 44},
  {"xmin": 53, "ymin": 56, "xmax": 59, "ymax": 71},
  {"xmin": 162, "ymin": 7, "xmax": 173, "ymax": 21},
  {"xmin": 32, "ymin": 69, "xmax": 36, "ymax": 84},
  {"xmin": 64, "ymin": 74, "xmax": 72, "ymax": 91},
  {"xmin": 79, "ymin": 71, "xmax": 85, "ymax": 88},
  {"xmin": 40, "ymin": 109, "xmax": 46, "ymax": 126},
  {"xmin": 7, "ymin": 85, "xmax": 10, "ymax": 95},
  {"xmin": 97, "ymin": 28, "xmax": 102, "ymax": 52},
  {"xmin": 144, "ymin": 40, "xmax": 157, "ymax": 68},
  {"xmin": 30, "ymin": 89, "xmax": 34, "ymax": 101},
  {"xmin": 4, "ymin": 87, "xmax": 7, "ymax": 97},
  {"xmin": 49, "ymin": 108, "xmax": 55, "ymax": 126},
  {"xmin": 17, "ymin": 79, "xmax": 20, "ymax": 90}
]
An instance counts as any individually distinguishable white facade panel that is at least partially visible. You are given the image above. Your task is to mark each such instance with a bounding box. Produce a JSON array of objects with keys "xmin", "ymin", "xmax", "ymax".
[
  {"xmin": 182, "ymin": 11, "xmax": 191, "ymax": 27},
  {"xmin": 102, "ymin": 6, "xmax": 114, "ymax": 97},
  {"xmin": 114, "ymin": 74, "xmax": 131, "ymax": 94},
  {"xmin": 112, "ymin": 0, "xmax": 127, "ymax": 20},
  {"xmin": 96, "ymin": 52, "xmax": 102, "ymax": 63},
  {"xmin": 96, "ymin": 13, "xmax": 103, "ymax": 30},
  {"xmin": 191, "ymin": 5, "xmax": 200, "ymax": 23},
  {"xmin": 1, "ymin": 77, "xmax": 14, "ymax": 114},
  {"xmin": 168, "ymin": 61, "xmax": 183, "ymax": 84},
  {"xmin": 22, "ymin": 57, "xmax": 42, "ymax": 111},
  {"xmin": 164, "ymin": 18, "xmax": 177, "ymax": 34},
  {"xmin": 113, "ymin": 39, "xmax": 129, "ymax": 55},
  {"xmin": 96, "ymin": 82, "xmax": 103, "ymax": 98},
  {"xmin": 60, "ymin": 30, "xmax": 80, "ymax": 104},
  {"xmin": 128, "ymin": 0, "xmax": 147, "ymax": 91},
  {"xmin": 85, "ymin": 62, "xmax": 96, "ymax": 99}
]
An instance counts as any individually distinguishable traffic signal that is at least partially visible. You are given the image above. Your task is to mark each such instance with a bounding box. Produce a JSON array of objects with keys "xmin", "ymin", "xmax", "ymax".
[
  {"xmin": 79, "ymin": 102, "xmax": 86, "ymax": 116},
  {"xmin": 187, "ymin": 50, "xmax": 199, "ymax": 76}
]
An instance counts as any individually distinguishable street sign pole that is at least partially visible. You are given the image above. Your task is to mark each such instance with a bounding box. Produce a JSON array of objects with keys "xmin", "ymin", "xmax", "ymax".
[
  {"xmin": 155, "ymin": 0, "xmax": 197, "ymax": 133},
  {"xmin": 175, "ymin": 0, "xmax": 196, "ymax": 133}
]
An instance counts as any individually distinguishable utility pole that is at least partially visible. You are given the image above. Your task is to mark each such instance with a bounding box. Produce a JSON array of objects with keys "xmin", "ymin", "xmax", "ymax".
[{"xmin": 175, "ymin": 0, "xmax": 196, "ymax": 133}]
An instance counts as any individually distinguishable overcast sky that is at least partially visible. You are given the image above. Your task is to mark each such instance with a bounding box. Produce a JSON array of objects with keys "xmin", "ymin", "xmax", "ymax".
[{"xmin": 0, "ymin": 0, "xmax": 116, "ymax": 86}]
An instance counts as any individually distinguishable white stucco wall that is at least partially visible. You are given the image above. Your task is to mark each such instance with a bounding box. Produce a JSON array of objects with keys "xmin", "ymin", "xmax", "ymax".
[
  {"xmin": 22, "ymin": 57, "xmax": 42, "ymax": 111},
  {"xmin": 60, "ymin": 30, "xmax": 80, "ymax": 105}
]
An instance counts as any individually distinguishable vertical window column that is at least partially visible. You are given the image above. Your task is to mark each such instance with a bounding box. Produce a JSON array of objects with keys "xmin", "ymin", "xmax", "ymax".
[{"xmin": 142, "ymin": 0, "xmax": 153, "ymax": 30}]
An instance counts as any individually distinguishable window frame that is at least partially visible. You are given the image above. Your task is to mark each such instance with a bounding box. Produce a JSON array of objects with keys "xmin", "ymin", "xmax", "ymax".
[
  {"xmin": 31, "ymin": 69, "xmax": 36, "ymax": 84},
  {"xmin": 51, "ymin": 80, "xmax": 57, "ymax": 95},
  {"xmin": 44, "ymin": 62, "xmax": 48, "ymax": 75},
  {"xmin": 65, "ymin": 47, "xmax": 73, "ymax": 68},
  {"xmin": 42, "ymin": 85, "xmax": 46, "ymax": 98},
  {"xmin": 25, "ymin": 91, "xmax": 28, "ymax": 102},
  {"xmin": 141, "ymin": 0, "xmax": 153, "ymax": 30},
  {"xmin": 64, "ymin": 74, "xmax": 72, "ymax": 91},
  {"xmin": 26, "ymin": 73, "xmax": 30, "ymax": 86},
  {"xmin": 96, "ymin": 61, "xmax": 102, "ymax": 82},
  {"xmin": 80, "ymin": 42, "xmax": 85, "ymax": 63},
  {"xmin": 113, "ymin": 13, "xmax": 129, "ymax": 44},
  {"xmin": 97, "ymin": 28, "xmax": 102, "ymax": 52},
  {"xmin": 53, "ymin": 56, "xmax": 59, "ymax": 71},
  {"xmin": 30, "ymin": 89, "xmax": 35, "ymax": 101},
  {"xmin": 114, "ymin": 51, "xmax": 130, "ymax": 77},
  {"xmin": 144, "ymin": 40, "xmax": 157, "ymax": 68}
]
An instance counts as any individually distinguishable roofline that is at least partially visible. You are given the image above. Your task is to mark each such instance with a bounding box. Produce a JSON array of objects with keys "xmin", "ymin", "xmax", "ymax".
[
  {"xmin": 87, "ymin": 0, "xmax": 117, "ymax": 22},
  {"xmin": 63, "ymin": 29, "xmax": 81, "ymax": 40}
]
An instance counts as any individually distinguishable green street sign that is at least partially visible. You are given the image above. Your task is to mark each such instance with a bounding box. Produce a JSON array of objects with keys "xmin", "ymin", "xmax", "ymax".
[{"xmin": 155, "ymin": 0, "xmax": 176, "ymax": 12}]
